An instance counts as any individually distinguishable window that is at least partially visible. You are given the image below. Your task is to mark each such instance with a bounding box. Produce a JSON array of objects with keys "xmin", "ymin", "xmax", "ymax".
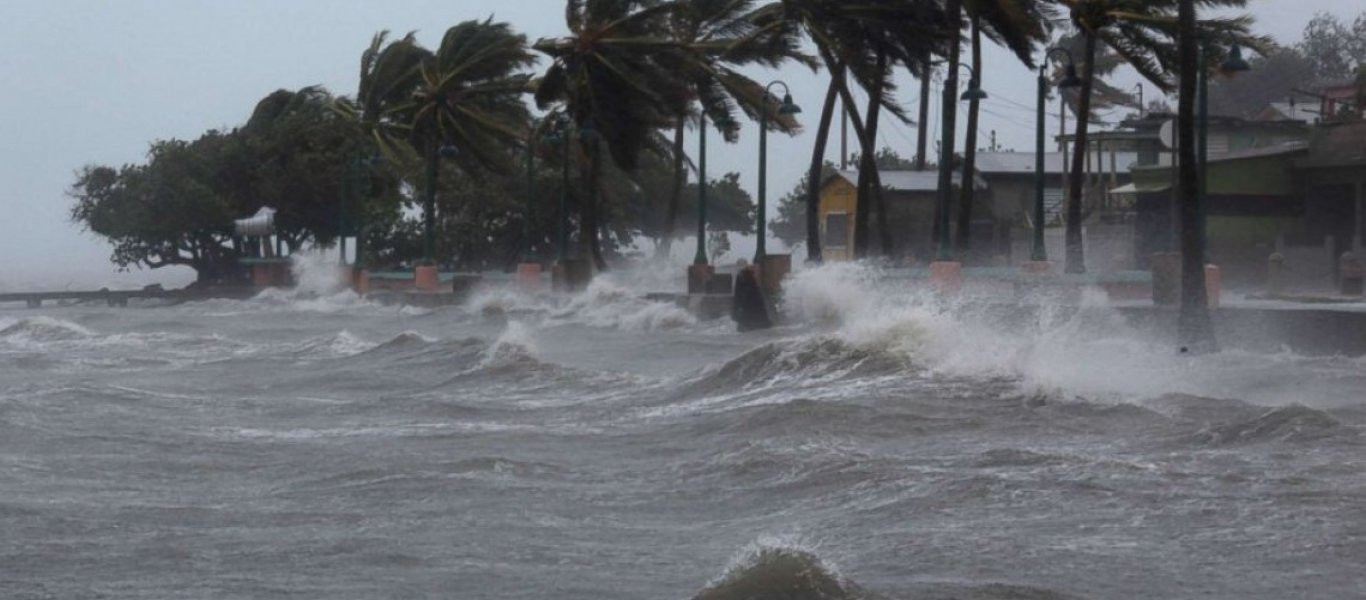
[{"xmin": 825, "ymin": 212, "xmax": 849, "ymax": 248}]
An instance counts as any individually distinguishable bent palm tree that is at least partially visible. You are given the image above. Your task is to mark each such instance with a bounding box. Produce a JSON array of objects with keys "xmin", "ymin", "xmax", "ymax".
[
  {"xmin": 655, "ymin": 0, "xmax": 811, "ymax": 259},
  {"xmin": 402, "ymin": 20, "xmax": 535, "ymax": 263},
  {"xmin": 1051, "ymin": 0, "xmax": 1261, "ymax": 274},
  {"xmin": 535, "ymin": 0, "xmax": 692, "ymax": 270},
  {"xmin": 956, "ymin": 0, "xmax": 1051, "ymax": 257}
]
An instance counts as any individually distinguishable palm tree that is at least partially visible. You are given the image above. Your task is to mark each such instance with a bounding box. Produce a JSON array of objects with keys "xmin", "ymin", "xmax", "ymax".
[
  {"xmin": 955, "ymin": 0, "xmax": 1051, "ymax": 257},
  {"xmin": 403, "ymin": 20, "xmax": 535, "ymax": 264},
  {"xmin": 1051, "ymin": 0, "xmax": 1259, "ymax": 274},
  {"xmin": 336, "ymin": 23, "xmax": 534, "ymax": 265},
  {"xmin": 654, "ymin": 0, "xmax": 810, "ymax": 259},
  {"xmin": 750, "ymin": 0, "xmax": 954, "ymax": 262},
  {"xmin": 535, "ymin": 0, "xmax": 693, "ymax": 270},
  {"xmin": 1176, "ymin": 0, "xmax": 1214, "ymax": 351}
]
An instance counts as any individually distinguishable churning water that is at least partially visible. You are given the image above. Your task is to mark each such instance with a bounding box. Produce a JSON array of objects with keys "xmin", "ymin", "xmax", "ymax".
[{"xmin": 2, "ymin": 260, "xmax": 1364, "ymax": 599}]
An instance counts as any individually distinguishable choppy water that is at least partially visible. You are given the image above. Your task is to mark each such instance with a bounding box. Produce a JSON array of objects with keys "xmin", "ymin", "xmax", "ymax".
[{"xmin": 3, "ymin": 262, "xmax": 1364, "ymax": 599}]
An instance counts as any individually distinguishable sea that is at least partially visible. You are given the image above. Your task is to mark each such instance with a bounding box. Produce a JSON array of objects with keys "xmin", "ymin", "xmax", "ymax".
[{"xmin": 2, "ymin": 257, "xmax": 1364, "ymax": 599}]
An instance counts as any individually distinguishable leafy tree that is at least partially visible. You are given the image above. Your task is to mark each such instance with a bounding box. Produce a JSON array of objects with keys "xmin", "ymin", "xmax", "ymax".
[
  {"xmin": 1206, "ymin": 46, "xmax": 1317, "ymax": 118},
  {"xmin": 1296, "ymin": 11, "xmax": 1366, "ymax": 80},
  {"xmin": 70, "ymin": 135, "xmax": 241, "ymax": 284}
]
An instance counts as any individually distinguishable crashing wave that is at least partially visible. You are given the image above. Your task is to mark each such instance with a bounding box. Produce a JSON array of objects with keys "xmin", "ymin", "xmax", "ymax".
[
  {"xmin": 0, "ymin": 316, "xmax": 96, "ymax": 342},
  {"xmin": 1195, "ymin": 404, "xmax": 1346, "ymax": 445},
  {"xmin": 694, "ymin": 545, "xmax": 861, "ymax": 600}
]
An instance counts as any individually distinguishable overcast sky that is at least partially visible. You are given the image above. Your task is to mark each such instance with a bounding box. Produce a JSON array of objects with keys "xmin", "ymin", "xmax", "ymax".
[{"xmin": 1, "ymin": 0, "xmax": 1358, "ymax": 290}]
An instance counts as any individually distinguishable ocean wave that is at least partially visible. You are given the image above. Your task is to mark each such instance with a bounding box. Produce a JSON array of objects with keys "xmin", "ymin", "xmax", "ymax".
[
  {"xmin": 694, "ymin": 543, "xmax": 862, "ymax": 600},
  {"xmin": 677, "ymin": 337, "xmax": 906, "ymax": 400},
  {"xmin": 0, "ymin": 316, "xmax": 96, "ymax": 342},
  {"xmin": 1193, "ymin": 405, "xmax": 1350, "ymax": 445}
]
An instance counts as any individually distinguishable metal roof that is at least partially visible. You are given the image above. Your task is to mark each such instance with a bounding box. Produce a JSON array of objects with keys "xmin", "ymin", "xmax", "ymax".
[
  {"xmin": 832, "ymin": 169, "xmax": 987, "ymax": 191},
  {"xmin": 974, "ymin": 151, "xmax": 1142, "ymax": 175}
]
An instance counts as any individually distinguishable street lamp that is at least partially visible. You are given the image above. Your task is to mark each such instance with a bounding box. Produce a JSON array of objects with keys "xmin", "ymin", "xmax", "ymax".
[
  {"xmin": 1032, "ymin": 47, "xmax": 1081, "ymax": 263},
  {"xmin": 756, "ymin": 81, "xmax": 801, "ymax": 264},
  {"xmin": 935, "ymin": 64, "xmax": 987, "ymax": 261},
  {"xmin": 1134, "ymin": 83, "xmax": 1145, "ymax": 119},
  {"xmin": 694, "ymin": 109, "xmax": 737, "ymax": 266},
  {"xmin": 346, "ymin": 150, "xmax": 382, "ymax": 271},
  {"xmin": 1197, "ymin": 41, "xmax": 1252, "ymax": 257}
]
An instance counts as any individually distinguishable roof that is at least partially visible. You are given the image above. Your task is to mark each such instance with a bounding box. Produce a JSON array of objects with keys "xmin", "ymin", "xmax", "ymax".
[
  {"xmin": 828, "ymin": 169, "xmax": 987, "ymax": 192},
  {"xmin": 974, "ymin": 151, "xmax": 1143, "ymax": 175},
  {"xmin": 1296, "ymin": 121, "xmax": 1366, "ymax": 169},
  {"xmin": 1208, "ymin": 141, "xmax": 1310, "ymax": 164},
  {"xmin": 1257, "ymin": 102, "xmax": 1321, "ymax": 123}
]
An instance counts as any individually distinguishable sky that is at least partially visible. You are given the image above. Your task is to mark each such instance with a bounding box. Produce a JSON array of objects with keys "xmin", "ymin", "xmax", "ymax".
[{"xmin": 1, "ymin": 0, "xmax": 1359, "ymax": 290}]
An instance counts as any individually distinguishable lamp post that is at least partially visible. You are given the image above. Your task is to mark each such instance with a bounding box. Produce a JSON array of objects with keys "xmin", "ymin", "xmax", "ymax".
[
  {"xmin": 1033, "ymin": 48, "xmax": 1082, "ymax": 263},
  {"xmin": 1134, "ymin": 83, "xmax": 1145, "ymax": 119},
  {"xmin": 936, "ymin": 64, "xmax": 987, "ymax": 261},
  {"xmin": 349, "ymin": 150, "xmax": 381, "ymax": 271},
  {"xmin": 553, "ymin": 120, "xmax": 570, "ymax": 262},
  {"xmin": 421, "ymin": 142, "xmax": 458, "ymax": 265},
  {"xmin": 694, "ymin": 110, "xmax": 737, "ymax": 266},
  {"xmin": 756, "ymin": 81, "xmax": 801, "ymax": 264},
  {"xmin": 1198, "ymin": 41, "xmax": 1251, "ymax": 257}
]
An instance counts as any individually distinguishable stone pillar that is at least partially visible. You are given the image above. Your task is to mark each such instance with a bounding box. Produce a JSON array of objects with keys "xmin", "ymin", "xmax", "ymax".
[
  {"xmin": 553, "ymin": 258, "xmax": 591, "ymax": 292},
  {"xmin": 731, "ymin": 267, "xmax": 772, "ymax": 331},
  {"xmin": 517, "ymin": 263, "xmax": 543, "ymax": 291},
  {"xmin": 414, "ymin": 265, "xmax": 440, "ymax": 292},
  {"xmin": 1204, "ymin": 264, "xmax": 1222, "ymax": 308},
  {"xmin": 1340, "ymin": 252, "xmax": 1363, "ymax": 296},
  {"xmin": 355, "ymin": 270, "xmax": 371, "ymax": 296},
  {"xmin": 929, "ymin": 261, "xmax": 963, "ymax": 295},
  {"xmin": 1151, "ymin": 251, "xmax": 1180, "ymax": 306},
  {"xmin": 1267, "ymin": 252, "xmax": 1285, "ymax": 296},
  {"xmin": 687, "ymin": 264, "xmax": 714, "ymax": 295},
  {"xmin": 756, "ymin": 254, "xmax": 791, "ymax": 294}
]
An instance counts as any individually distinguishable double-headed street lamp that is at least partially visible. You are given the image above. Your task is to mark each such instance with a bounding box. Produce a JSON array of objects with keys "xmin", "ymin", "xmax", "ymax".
[
  {"xmin": 935, "ymin": 64, "xmax": 988, "ymax": 261},
  {"xmin": 694, "ymin": 110, "xmax": 737, "ymax": 266},
  {"xmin": 1032, "ymin": 47, "xmax": 1082, "ymax": 263},
  {"xmin": 756, "ymin": 81, "xmax": 802, "ymax": 264}
]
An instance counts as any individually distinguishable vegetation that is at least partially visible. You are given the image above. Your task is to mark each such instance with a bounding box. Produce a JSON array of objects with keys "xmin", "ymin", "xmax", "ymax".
[
  {"xmin": 67, "ymin": 0, "xmax": 1284, "ymax": 326},
  {"xmin": 69, "ymin": 89, "xmax": 403, "ymax": 284}
]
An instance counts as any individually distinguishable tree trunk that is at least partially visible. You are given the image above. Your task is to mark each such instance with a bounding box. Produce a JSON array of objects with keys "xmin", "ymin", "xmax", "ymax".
[
  {"xmin": 656, "ymin": 118, "xmax": 687, "ymax": 259},
  {"xmin": 805, "ymin": 73, "xmax": 842, "ymax": 264},
  {"xmin": 824, "ymin": 49, "xmax": 884, "ymax": 259},
  {"xmin": 956, "ymin": 16, "xmax": 983, "ymax": 258},
  {"xmin": 855, "ymin": 52, "xmax": 892, "ymax": 257},
  {"xmin": 1177, "ymin": 0, "xmax": 1215, "ymax": 351},
  {"xmin": 422, "ymin": 138, "xmax": 438, "ymax": 264},
  {"xmin": 1064, "ymin": 32, "xmax": 1098, "ymax": 274},
  {"xmin": 933, "ymin": 0, "xmax": 963, "ymax": 254},
  {"xmin": 915, "ymin": 53, "xmax": 932, "ymax": 171},
  {"xmin": 584, "ymin": 143, "xmax": 607, "ymax": 271}
]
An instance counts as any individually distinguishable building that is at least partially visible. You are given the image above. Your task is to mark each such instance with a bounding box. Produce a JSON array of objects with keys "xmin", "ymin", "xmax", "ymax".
[{"xmin": 817, "ymin": 169, "xmax": 984, "ymax": 262}]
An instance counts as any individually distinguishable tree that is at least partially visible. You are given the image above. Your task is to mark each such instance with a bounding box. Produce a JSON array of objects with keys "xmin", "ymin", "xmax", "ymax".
[
  {"xmin": 653, "ymin": 0, "xmax": 809, "ymax": 258},
  {"xmin": 535, "ymin": 0, "xmax": 694, "ymax": 270},
  {"xmin": 70, "ymin": 137, "xmax": 240, "ymax": 284},
  {"xmin": 751, "ymin": 0, "xmax": 956, "ymax": 263},
  {"xmin": 953, "ymin": 1, "xmax": 1050, "ymax": 257},
  {"xmin": 1177, "ymin": 0, "xmax": 1214, "ymax": 351},
  {"xmin": 395, "ymin": 20, "xmax": 535, "ymax": 265},
  {"xmin": 1050, "ymin": 0, "xmax": 1263, "ymax": 274},
  {"xmin": 1206, "ymin": 46, "xmax": 1317, "ymax": 118},
  {"xmin": 1296, "ymin": 11, "xmax": 1366, "ymax": 80}
]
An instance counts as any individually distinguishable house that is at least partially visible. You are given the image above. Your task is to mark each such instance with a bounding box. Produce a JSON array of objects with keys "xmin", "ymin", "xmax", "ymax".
[{"xmin": 817, "ymin": 169, "xmax": 985, "ymax": 262}]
